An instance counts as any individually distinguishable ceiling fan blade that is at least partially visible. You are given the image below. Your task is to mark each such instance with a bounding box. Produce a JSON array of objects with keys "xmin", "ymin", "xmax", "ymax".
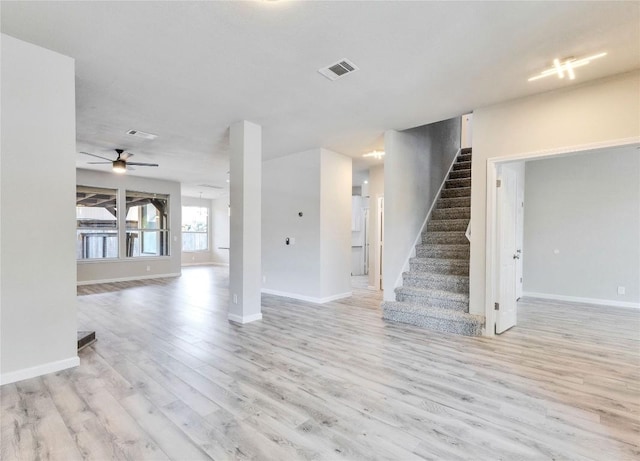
[
  {"xmin": 127, "ymin": 162, "xmax": 159, "ymax": 167},
  {"xmin": 120, "ymin": 151, "xmax": 134, "ymax": 160},
  {"xmin": 80, "ymin": 151, "xmax": 113, "ymax": 161},
  {"xmin": 86, "ymin": 161, "xmax": 112, "ymax": 164}
]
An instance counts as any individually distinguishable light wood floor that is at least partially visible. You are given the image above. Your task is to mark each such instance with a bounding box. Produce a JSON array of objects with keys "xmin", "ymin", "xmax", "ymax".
[{"xmin": 2, "ymin": 266, "xmax": 639, "ymax": 460}]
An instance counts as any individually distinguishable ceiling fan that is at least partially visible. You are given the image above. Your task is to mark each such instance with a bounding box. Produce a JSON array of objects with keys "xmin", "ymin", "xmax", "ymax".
[{"xmin": 80, "ymin": 149, "xmax": 159, "ymax": 173}]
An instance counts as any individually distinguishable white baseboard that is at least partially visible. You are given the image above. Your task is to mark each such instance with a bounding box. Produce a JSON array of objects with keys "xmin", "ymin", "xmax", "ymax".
[
  {"xmin": 1, "ymin": 356, "xmax": 80, "ymax": 386},
  {"xmin": 182, "ymin": 261, "xmax": 229, "ymax": 267},
  {"xmin": 261, "ymin": 288, "xmax": 352, "ymax": 304},
  {"xmin": 77, "ymin": 272, "xmax": 181, "ymax": 286},
  {"xmin": 523, "ymin": 292, "xmax": 640, "ymax": 309},
  {"xmin": 228, "ymin": 313, "xmax": 263, "ymax": 324}
]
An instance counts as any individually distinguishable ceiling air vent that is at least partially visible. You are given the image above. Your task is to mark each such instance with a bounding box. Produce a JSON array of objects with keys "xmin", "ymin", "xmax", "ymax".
[
  {"xmin": 318, "ymin": 58, "xmax": 359, "ymax": 81},
  {"xmin": 126, "ymin": 129, "xmax": 158, "ymax": 140}
]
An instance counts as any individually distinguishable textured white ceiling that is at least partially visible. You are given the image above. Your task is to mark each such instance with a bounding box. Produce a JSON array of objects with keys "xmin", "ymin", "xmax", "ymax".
[{"xmin": 2, "ymin": 1, "xmax": 638, "ymax": 198}]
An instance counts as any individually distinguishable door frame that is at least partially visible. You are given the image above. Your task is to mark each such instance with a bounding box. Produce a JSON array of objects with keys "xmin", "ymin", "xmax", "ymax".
[
  {"xmin": 484, "ymin": 136, "xmax": 638, "ymax": 336},
  {"xmin": 374, "ymin": 194, "xmax": 384, "ymax": 291}
]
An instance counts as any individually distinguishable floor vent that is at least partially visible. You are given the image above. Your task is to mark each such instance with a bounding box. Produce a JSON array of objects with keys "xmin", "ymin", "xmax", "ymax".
[
  {"xmin": 78, "ymin": 331, "xmax": 96, "ymax": 351},
  {"xmin": 318, "ymin": 58, "xmax": 359, "ymax": 81}
]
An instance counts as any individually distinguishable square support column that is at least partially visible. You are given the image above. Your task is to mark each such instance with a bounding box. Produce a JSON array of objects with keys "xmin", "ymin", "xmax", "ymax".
[{"xmin": 228, "ymin": 120, "xmax": 262, "ymax": 323}]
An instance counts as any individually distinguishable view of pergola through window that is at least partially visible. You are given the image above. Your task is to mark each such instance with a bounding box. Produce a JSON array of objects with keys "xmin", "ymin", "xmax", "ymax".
[
  {"xmin": 76, "ymin": 186, "xmax": 170, "ymax": 259},
  {"xmin": 76, "ymin": 186, "xmax": 118, "ymax": 259}
]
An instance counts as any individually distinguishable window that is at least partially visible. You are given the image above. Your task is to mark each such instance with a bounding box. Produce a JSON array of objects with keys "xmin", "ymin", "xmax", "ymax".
[
  {"xmin": 76, "ymin": 186, "xmax": 118, "ymax": 259},
  {"xmin": 126, "ymin": 191, "xmax": 170, "ymax": 257},
  {"xmin": 182, "ymin": 206, "xmax": 209, "ymax": 251}
]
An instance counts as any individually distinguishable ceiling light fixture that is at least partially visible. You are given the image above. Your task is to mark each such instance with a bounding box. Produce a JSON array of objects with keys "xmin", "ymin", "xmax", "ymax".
[
  {"xmin": 528, "ymin": 52, "xmax": 606, "ymax": 82},
  {"xmin": 112, "ymin": 159, "xmax": 127, "ymax": 173},
  {"xmin": 363, "ymin": 150, "xmax": 385, "ymax": 160}
]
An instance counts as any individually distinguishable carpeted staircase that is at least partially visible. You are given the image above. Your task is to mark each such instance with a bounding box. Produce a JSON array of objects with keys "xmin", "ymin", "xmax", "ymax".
[{"xmin": 382, "ymin": 148, "xmax": 484, "ymax": 336}]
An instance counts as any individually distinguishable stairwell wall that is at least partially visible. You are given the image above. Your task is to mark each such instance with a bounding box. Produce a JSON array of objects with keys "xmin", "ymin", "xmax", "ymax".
[
  {"xmin": 470, "ymin": 71, "xmax": 640, "ymax": 318},
  {"xmin": 384, "ymin": 117, "xmax": 461, "ymax": 301}
]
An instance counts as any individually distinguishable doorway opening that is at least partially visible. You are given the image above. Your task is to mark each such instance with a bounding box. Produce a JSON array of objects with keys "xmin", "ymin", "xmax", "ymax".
[{"xmin": 486, "ymin": 138, "xmax": 639, "ymax": 336}]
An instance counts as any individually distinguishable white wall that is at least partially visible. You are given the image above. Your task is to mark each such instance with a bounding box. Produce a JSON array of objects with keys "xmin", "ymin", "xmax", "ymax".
[
  {"xmin": 76, "ymin": 169, "xmax": 182, "ymax": 284},
  {"xmin": 1, "ymin": 35, "xmax": 78, "ymax": 383},
  {"xmin": 181, "ymin": 196, "xmax": 214, "ymax": 266},
  {"xmin": 383, "ymin": 117, "xmax": 461, "ymax": 300},
  {"xmin": 471, "ymin": 71, "xmax": 640, "ymax": 318},
  {"xmin": 262, "ymin": 148, "xmax": 352, "ymax": 302},
  {"xmin": 263, "ymin": 149, "xmax": 321, "ymax": 298},
  {"xmin": 523, "ymin": 147, "xmax": 639, "ymax": 305},
  {"xmin": 368, "ymin": 165, "xmax": 384, "ymax": 289},
  {"xmin": 320, "ymin": 149, "xmax": 352, "ymax": 298},
  {"xmin": 211, "ymin": 197, "xmax": 230, "ymax": 265}
]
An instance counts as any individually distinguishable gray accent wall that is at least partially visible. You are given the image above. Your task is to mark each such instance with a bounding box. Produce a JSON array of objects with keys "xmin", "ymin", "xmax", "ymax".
[
  {"xmin": 383, "ymin": 117, "xmax": 461, "ymax": 300},
  {"xmin": 523, "ymin": 147, "xmax": 640, "ymax": 304}
]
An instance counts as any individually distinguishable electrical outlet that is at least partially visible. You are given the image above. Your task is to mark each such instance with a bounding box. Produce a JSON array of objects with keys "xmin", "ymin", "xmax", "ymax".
[
  {"xmin": 263, "ymin": 275, "xmax": 267, "ymax": 283},
  {"xmin": 233, "ymin": 294, "xmax": 238, "ymax": 304},
  {"xmin": 618, "ymin": 286, "xmax": 626, "ymax": 295},
  {"xmin": 146, "ymin": 265, "xmax": 151, "ymax": 272}
]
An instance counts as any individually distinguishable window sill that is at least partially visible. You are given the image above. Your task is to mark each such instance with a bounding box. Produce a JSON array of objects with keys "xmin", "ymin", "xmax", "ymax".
[{"xmin": 77, "ymin": 256, "xmax": 172, "ymax": 264}]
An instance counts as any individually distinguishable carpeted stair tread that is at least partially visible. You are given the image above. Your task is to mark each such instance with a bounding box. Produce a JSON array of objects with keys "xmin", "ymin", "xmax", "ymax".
[
  {"xmin": 457, "ymin": 153, "xmax": 472, "ymax": 163},
  {"xmin": 423, "ymin": 231, "xmax": 468, "ymax": 244},
  {"xmin": 403, "ymin": 271, "xmax": 469, "ymax": 293},
  {"xmin": 452, "ymin": 161, "xmax": 472, "ymax": 171},
  {"xmin": 382, "ymin": 301, "xmax": 483, "ymax": 336},
  {"xmin": 445, "ymin": 178, "xmax": 471, "ymax": 189},
  {"xmin": 440, "ymin": 187, "xmax": 471, "ymax": 198},
  {"xmin": 449, "ymin": 169, "xmax": 471, "ymax": 180},
  {"xmin": 431, "ymin": 207, "xmax": 470, "ymax": 220},
  {"xmin": 427, "ymin": 218, "xmax": 469, "ymax": 232},
  {"xmin": 416, "ymin": 243, "xmax": 469, "ymax": 259},
  {"xmin": 409, "ymin": 257, "xmax": 469, "ymax": 275},
  {"xmin": 395, "ymin": 286, "xmax": 469, "ymax": 311},
  {"xmin": 436, "ymin": 196, "xmax": 470, "ymax": 209},
  {"xmin": 395, "ymin": 285, "xmax": 469, "ymax": 302}
]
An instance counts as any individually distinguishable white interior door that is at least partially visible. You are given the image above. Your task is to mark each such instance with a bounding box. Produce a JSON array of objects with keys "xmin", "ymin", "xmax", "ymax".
[{"xmin": 496, "ymin": 164, "xmax": 520, "ymax": 334}]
